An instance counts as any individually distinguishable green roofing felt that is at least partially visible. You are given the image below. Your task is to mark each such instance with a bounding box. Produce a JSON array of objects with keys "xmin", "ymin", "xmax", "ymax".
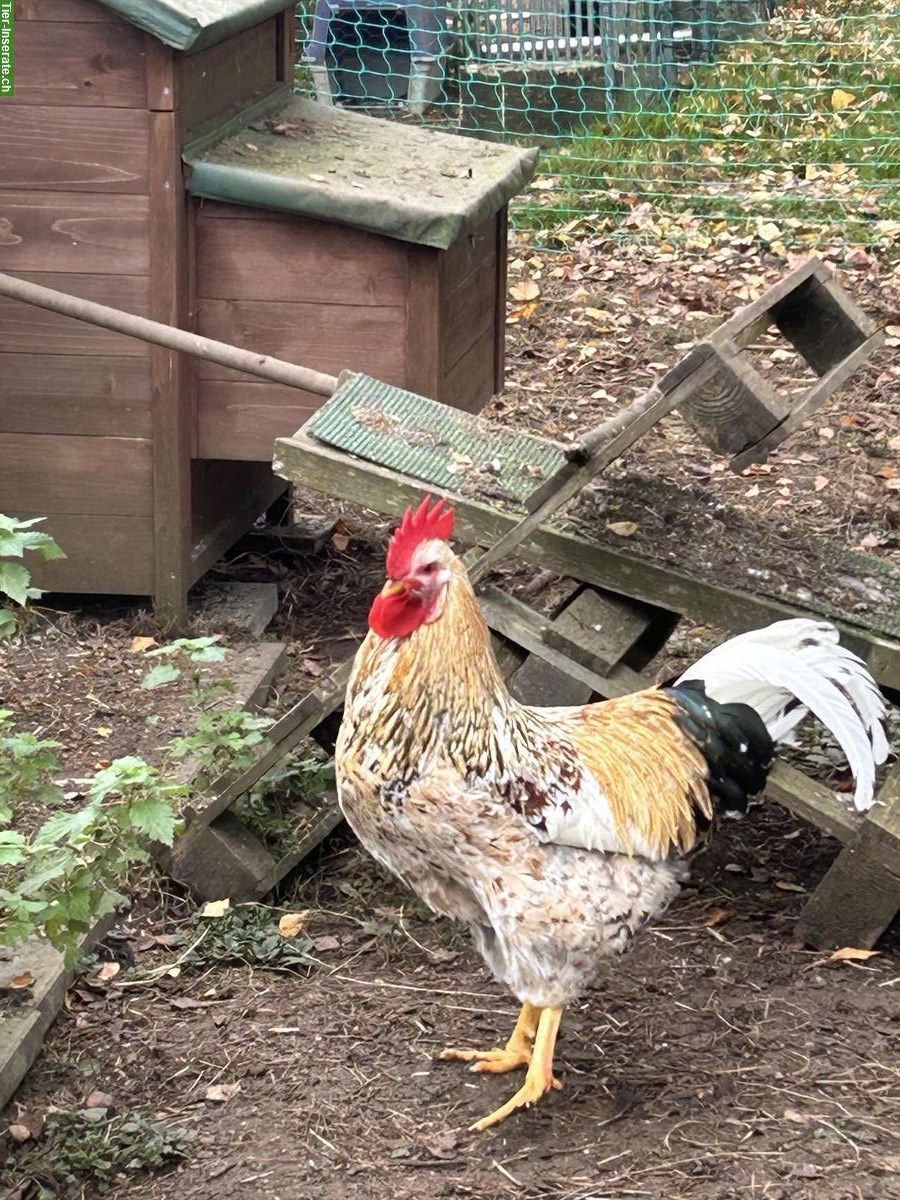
[
  {"xmin": 96, "ymin": 0, "xmax": 288, "ymax": 51},
  {"xmin": 183, "ymin": 94, "xmax": 539, "ymax": 250}
]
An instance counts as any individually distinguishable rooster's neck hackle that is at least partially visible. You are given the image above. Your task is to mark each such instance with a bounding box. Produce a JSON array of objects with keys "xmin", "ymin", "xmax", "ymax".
[{"xmin": 350, "ymin": 559, "xmax": 515, "ymax": 773}]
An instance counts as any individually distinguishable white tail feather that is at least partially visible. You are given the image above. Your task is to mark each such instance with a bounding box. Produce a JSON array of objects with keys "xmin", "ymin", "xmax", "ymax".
[{"xmin": 677, "ymin": 619, "xmax": 889, "ymax": 811}]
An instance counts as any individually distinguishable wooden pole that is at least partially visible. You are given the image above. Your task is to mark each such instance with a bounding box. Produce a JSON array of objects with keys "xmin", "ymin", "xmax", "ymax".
[{"xmin": 0, "ymin": 272, "xmax": 339, "ymax": 398}]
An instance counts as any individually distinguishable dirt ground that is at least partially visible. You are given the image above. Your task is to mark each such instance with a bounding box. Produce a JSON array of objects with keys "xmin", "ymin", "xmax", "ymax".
[{"xmin": 2, "ymin": 243, "xmax": 899, "ymax": 1200}]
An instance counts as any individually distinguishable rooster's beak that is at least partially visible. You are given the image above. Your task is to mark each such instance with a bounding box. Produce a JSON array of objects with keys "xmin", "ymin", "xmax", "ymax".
[{"xmin": 381, "ymin": 579, "xmax": 408, "ymax": 598}]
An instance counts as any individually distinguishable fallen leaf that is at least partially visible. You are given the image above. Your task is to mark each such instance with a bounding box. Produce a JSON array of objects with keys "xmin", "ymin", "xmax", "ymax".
[
  {"xmin": 200, "ymin": 899, "xmax": 231, "ymax": 918},
  {"xmin": 97, "ymin": 962, "xmax": 120, "ymax": 981},
  {"xmin": 85, "ymin": 1090, "xmax": 114, "ymax": 1109},
  {"xmin": 827, "ymin": 946, "xmax": 881, "ymax": 964},
  {"xmin": 9, "ymin": 971, "xmax": 34, "ymax": 989},
  {"xmin": 131, "ymin": 636, "xmax": 157, "ymax": 653},
  {"xmin": 205, "ymin": 1083, "xmax": 241, "ymax": 1103},
  {"xmin": 7, "ymin": 1124, "xmax": 31, "ymax": 1143},
  {"xmin": 818, "ymin": 426, "xmax": 834, "ymax": 440},
  {"xmin": 278, "ymin": 912, "xmax": 309, "ymax": 938},
  {"xmin": 313, "ymin": 935, "xmax": 341, "ymax": 952},
  {"xmin": 705, "ymin": 907, "xmax": 734, "ymax": 928},
  {"xmin": 96, "ymin": 726, "xmax": 113, "ymax": 739},
  {"xmin": 831, "ymin": 88, "xmax": 855, "ymax": 111},
  {"xmin": 858, "ymin": 531, "xmax": 883, "ymax": 550},
  {"xmin": 774, "ymin": 879, "xmax": 806, "ymax": 893},
  {"xmin": 509, "ymin": 280, "xmax": 540, "ymax": 302},
  {"xmin": 606, "ymin": 520, "xmax": 638, "ymax": 537},
  {"xmin": 584, "ymin": 306, "xmax": 608, "ymax": 321},
  {"xmin": 331, "ymin": 519, "xmax": 351, "ymax": 552},
  {"xmin": 813, "ymin": 475, "xmax": 829, "ymax": 492}
]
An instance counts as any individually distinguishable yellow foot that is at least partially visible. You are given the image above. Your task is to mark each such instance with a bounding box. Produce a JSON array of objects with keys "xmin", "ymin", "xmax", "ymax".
[
  {"xmin": 439, "ymin": 1001, "xmax": 541, "ymax": 1075},
  {"xmin": 470, "ymin": 1005, "xmax": 564, "ymax": 1133},
  {"xmin": 439, "ymin": 1046, "xmax": 533, "ymax": 1075},
  {"xmin": 471, "ymin": 1071, "xmax": 561, "ymax": 1132}
]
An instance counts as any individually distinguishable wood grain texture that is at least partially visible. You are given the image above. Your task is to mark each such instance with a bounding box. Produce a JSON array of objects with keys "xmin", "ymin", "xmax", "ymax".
[
  {"xmin": 442, "ymin": 250, "xmax": 495, "ymax": 375},
  {"xmin": 145, "ymin": 35, "xmax": 177, "ymax": 111},
  {"xmin": 198, "ymin": 380, "xmax": 322, "ymax": 460},
  {"xmin": 0, "ymin": 272, "xmax": 150, "ymax": 355},
  {"xmin": 179, "ymin": 19, "xmax": 278, "ymax": 142},
  {"xmin": 0, "ymin": 434, "xmax": 152, "ymax": 516},
  {"xmin": 277, "ymin": 7, "xmax": 296, "ymax": 83},
  {"xmin": 493, "ymin": 208, "xmax": 508, "ymax": 393},
  {"xmin": 0, "ymin": 353, "xmax": 151, "ymax": 436},
  {"xmin": 196, "ymin": 208, "xmax": 407, "ymax": 306},
  {"xmin": 404, "ymin": 245, "xmax": 441, "ymax": 399},
  {"xmin": 0, "ymin": 106, "xmax": 149, "ymax": 192},
  {"xmin": 440, "ymin": 217, "xmax": 496, "ymax": 296},
  {"xmin": 440, "ymin": 325, "xmax": 496, "ymax": 413},
  {"xmin": 19, "ymin": 513, "xmax": 154, "ymax": 593},
  {"xmin": 148, "ymin": 109, "xmax": 194, "ymax": 621},
  {"xmin": 13, "ymin": 20, "xmax": 147, "ymax": 107},
  {"xmin": 197, "ymin": 298, "xmax": 405, "ymax": 383},
  {"xmin": 0, "ymin": 192, "xmax": 150, "ymax": 275}
]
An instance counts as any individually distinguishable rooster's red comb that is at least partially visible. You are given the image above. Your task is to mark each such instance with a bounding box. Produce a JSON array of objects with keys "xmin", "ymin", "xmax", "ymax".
[{"xmin": 386, "ymin": 496, "xmax": 455, "ymax": 579}]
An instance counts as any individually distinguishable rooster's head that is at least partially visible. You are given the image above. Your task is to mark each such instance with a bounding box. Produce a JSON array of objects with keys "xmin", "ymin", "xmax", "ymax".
[{"xmin": 368, "ymin": 497, "xmax": 457, "ymax": 639}]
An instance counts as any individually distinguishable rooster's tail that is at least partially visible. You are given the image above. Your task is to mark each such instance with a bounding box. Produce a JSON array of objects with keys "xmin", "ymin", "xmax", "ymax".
[{"xmin": 676, "ymin": 619, "xmax": 890, "ymax": 811}]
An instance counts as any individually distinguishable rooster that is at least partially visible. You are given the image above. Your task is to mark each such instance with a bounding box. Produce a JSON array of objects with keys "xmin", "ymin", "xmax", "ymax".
[{"xmin": 335, "ymin": 497, "xmax": 889, "ymax": 1132}]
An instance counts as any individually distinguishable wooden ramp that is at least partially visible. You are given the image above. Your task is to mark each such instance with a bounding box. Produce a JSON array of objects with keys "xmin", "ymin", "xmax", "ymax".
[{"xmin": 259, "ymin": 261, "xmax": 898, "ymax": 949}]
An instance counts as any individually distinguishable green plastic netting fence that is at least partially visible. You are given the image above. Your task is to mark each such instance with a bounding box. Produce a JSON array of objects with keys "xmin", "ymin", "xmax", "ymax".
[{"xmin": 296, "ymin": 0, "xmax": 900, "ymax": 249}]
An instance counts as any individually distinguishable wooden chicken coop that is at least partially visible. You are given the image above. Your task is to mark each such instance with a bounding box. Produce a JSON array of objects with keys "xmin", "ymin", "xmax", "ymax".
[{"xmin": 0, "ymin": 0, "xmax": 536, "ymax": 619}]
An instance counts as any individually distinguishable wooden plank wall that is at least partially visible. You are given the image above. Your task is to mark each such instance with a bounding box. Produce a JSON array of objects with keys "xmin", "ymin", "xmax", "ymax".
[
  {"xmin": 195, "ymin": 202, "xmax": 408, "ymax": 460},
  {"xmin": 0, "ymin": 0, "xmax": 285, "ymax": 607},
  {"xmin": 0, "ymin": 0, "xmax": 154, "ymax": 594}
]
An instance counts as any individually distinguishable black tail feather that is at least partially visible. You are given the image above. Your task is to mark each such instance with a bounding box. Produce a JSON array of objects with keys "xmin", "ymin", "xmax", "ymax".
[{"xmin": 666, "ymin": 679, "xmax": 775, "ymax": 816}]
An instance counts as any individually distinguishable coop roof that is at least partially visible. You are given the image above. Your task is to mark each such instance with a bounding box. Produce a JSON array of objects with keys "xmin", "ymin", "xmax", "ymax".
[
  {"xmin": 96, "ymin": 0, "xmax": 288, "ymax": 51},
  {"xmin": 183, "ymin": 93, "xmax": 539, "ymax": 251}
]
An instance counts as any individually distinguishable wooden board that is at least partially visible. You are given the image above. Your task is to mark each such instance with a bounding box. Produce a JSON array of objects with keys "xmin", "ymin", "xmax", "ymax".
[
  {"xmin": 404, "ymin": 245, "xmax": 441, "ymax": 401},
  {"xmin": 198, "ymin": 379, "xmax": 322, "ymax": 461},
  {"xmin": 0, "ymin": 272, "xmax": 150, "ymax": 355},
  {"xmin": 148, "ymin": 108, "xmax": 193, "ymax": 622},
  {"xmin": 441, "ymin": 325, "xmax": 497, "ymax": 413},
  {"xmin": 20, "ymin": 512, "xmax": 154, "ymax": 593},
  {"xmin": 0, "ymin": 106, "xmax": 149, "ymax": 192},
  {"xmin": 794, "ymin": 765, "xmax": 900, "ymax": 949},
  {"xmin": 0, "ymin": 353, "xmax": 151, "ymax": 436},
  {"xmin": 0, "ymin": 433, "xmax": 152, "ymax": 516},
  {"xmin": 197, "ymin": 298, "xmax": 405, "ymax": 384},
  {"xmin": 0, "ymin": 192, "xmax": 150, "ymax": 275},
  {"xmin": 12, "ymin": 19, "xmax": 148, "ymax": 107},
  {"xmin": 196, "ymin": 207, "xmax": 408, "ymax": 306},
  {"xmin": 442, "ymin": 250, "xmax": 496, "ymax": 376},
  {"xmin": 179, "ymin": 19, "xmax": 279, "ymax": 142}
]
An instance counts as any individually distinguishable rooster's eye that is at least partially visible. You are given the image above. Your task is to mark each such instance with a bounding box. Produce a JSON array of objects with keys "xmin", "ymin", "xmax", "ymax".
[{"xmin": 420, "ymin": 562, "xmax": 438, "ymax": 575}]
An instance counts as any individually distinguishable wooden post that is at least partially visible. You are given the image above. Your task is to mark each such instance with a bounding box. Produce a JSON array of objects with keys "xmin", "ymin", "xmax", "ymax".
[
  {"xmin": 795, "ymin": 765, "xmax": 900, "ymax": 950},
  {"xmin": 148, "ymin": 44, "xmax": 193, "ymax": 626}
]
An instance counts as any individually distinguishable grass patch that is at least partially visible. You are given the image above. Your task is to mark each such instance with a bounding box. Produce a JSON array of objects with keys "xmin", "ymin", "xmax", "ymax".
[{"xmin": 513, "ymin": 0, "xmax": 900, "ymax": 246}]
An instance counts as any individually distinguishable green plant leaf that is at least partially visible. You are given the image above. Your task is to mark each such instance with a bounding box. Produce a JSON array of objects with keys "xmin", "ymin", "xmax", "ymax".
[
  {"xmin": 141, "ymin": 663, "xmax": 181, "ymax": 690},
  {"xmin": 0, "ymin": 830, "xmax": 26, "ymax": 865},
  {"xmin": 0, "ymin": 562, "xmax": 32, "ymax": 607},
  {"xmin": 127, "ymin": 795, "xmax": 178, "ymax": 845},
  {"xmin": 0, "ymin": 608, "xmax": 16, "ymax": 639}
]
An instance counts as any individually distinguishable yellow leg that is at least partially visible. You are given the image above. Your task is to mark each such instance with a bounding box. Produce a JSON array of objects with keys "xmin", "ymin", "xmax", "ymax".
[
  {"xmin": 470, "ymin": 1005, "xmax": 564, "ymax": 1132},
  {"xmin": 439, "ymin": 1002, "xmax": 541, "ymax": 1074}
]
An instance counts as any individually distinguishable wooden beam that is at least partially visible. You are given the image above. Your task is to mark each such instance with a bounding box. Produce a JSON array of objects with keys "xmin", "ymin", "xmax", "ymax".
[
  {"xmin": 794, "ymin": 765, "xmax": 900, "ymax": 949},
  {"xmin": 148, "ymin": 109, "xmax": 193, "ymax": 626}
]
